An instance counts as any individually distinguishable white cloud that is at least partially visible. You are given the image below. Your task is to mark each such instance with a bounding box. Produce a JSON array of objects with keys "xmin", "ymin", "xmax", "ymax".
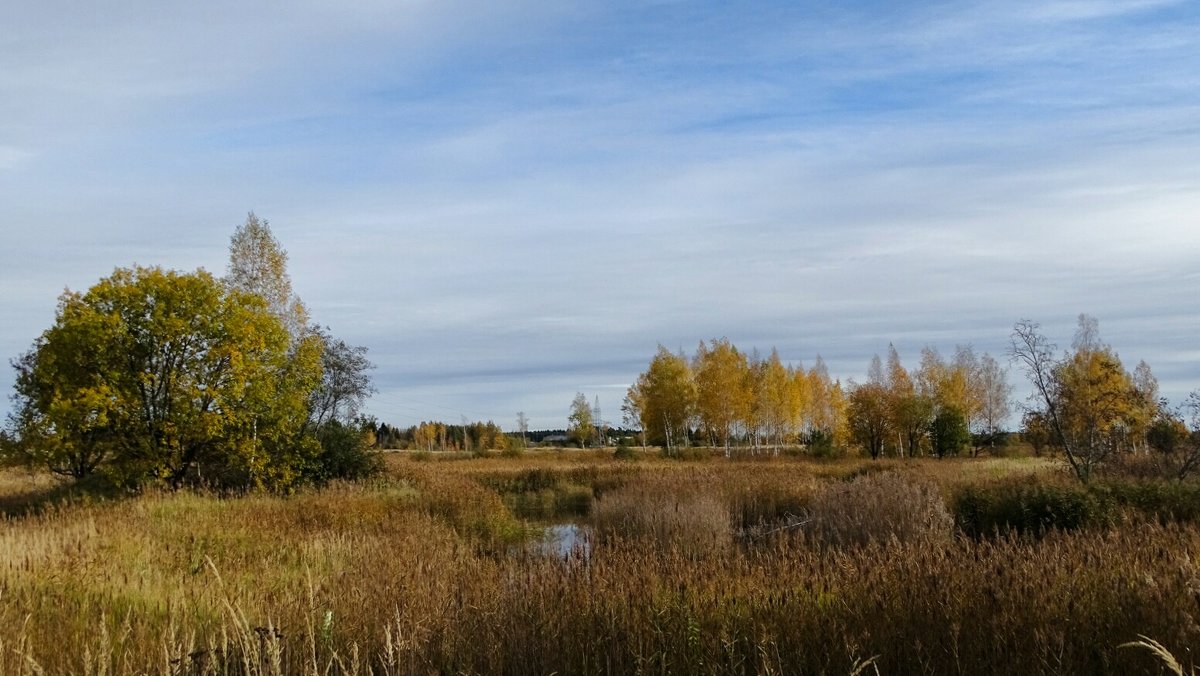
[{"xmin": 0, "ymin": 146, "xmax": 31, "ymax": 170}]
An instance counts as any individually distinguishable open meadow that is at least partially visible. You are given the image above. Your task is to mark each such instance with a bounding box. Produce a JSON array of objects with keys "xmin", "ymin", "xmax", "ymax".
[{"xmin": 1, "ymin": 450, "xmax": 1199, "ymax": 675}]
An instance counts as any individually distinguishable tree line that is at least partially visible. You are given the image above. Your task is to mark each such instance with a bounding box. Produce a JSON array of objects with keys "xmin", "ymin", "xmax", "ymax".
[
  {"xmin": 373, "ymin": 420, "xmax": 509, "ymax": 452},
  {"xmin": 622, "ymin": 339, "xmax": 1010, "ymax": 458},
  {"xmin": 2, "ymin": 214, "xmax": 378, "ymax": 490},
  {"xmin": 621, "ymin": 320, "xmax": 1200, "ymax": 478},
  {"xmin": 369, "ymin": 419, "xmax": 640, "ymax": 451}
]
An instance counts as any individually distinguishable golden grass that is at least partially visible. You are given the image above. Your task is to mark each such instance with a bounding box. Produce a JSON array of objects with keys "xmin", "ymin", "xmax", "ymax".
[{"xmin": 0, "ymin": 455, "xmax": 1196, "ymax": 674}]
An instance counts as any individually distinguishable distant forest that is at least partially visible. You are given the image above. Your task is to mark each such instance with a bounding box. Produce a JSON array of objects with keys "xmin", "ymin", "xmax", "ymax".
[{"xmin": 370, "ymin": 421, "xmax": 639, "ymax": 451}]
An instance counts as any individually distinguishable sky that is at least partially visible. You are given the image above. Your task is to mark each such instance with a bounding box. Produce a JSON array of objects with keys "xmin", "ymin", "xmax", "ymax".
[{"xmin": 1, "ymin": 0, "xmax": 1197, "ymax": 430}]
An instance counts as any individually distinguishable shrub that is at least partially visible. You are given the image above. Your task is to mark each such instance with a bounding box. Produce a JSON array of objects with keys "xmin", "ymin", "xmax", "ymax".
[
  {"xmin": 487, "ymin": 468, "xmax": 562, "ymax": 493},
  {"xmin": 556, "ymin": 484, "xmax": 595, "ymax": 516},
  {"xmin": 806, "ymin": 472, "xmax": 953, "ymax": 547},
  {"xmin": 307, "ymin": 422, "xmax": 384, "ymax": 484},
  {"xmin": 505, "ymin": 484, "xmax": 595, "ymax": 520},
  {"xmin": 805, "ymin": 430, "xmax": 841, "ymax": 458},
  {"xmin": 725, "ymin": 476, "xmax": 814, "ymax": 534},
  {"xmin": 1097, "ymin": 479, "xmax": 1200, "ymax": 524},
  {"xmin": 613, "ymin": 444, "xmax": 638, "ymax": 461},
  {"xmin": 500, "ymin": 438, "xmax": 525, "ymax": 458},
  {"xmin": 1102, "ymin": 453, "xmax": 1177, "ymax": 480},
  {"xmin": 930, "ymin": 407, "xmax": 971, "ymax": 458},
  {"xmin": 478, "ymin": 468, "xmax": 608, "ymax": 520},
  {"xmin": 664, "ymin": 446, "xmax": 714, "ymax": 461},
  {"xmin": 973, "ymin": 431, "xmax": 1013, "ymax": 453},
  {"xmin": 954, "ymin": 478, "xmax": 1111, "ymax": 537}
]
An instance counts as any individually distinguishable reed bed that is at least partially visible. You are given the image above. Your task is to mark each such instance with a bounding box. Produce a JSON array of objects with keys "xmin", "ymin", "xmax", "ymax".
[{"xmin": 0, "ymin": 454, "xmax": 1195, "ymax": 674}]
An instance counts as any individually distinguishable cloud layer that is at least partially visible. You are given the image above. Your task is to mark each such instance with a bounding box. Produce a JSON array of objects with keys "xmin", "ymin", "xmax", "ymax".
[{"xmin": 2, "ymin": 1, "xmax": 1197, "ymax": 428}]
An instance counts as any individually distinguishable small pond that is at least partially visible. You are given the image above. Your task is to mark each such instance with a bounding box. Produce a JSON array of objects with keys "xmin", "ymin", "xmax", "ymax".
[{"xmin": 530, "ymin": 523, "xmax": 592, "ymax": 559}]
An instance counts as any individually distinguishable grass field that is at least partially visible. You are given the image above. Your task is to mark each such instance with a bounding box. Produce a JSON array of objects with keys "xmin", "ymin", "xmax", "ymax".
[{"xmin": 0, "ymin": 449, "xmax": 1197, "ymax": 674}]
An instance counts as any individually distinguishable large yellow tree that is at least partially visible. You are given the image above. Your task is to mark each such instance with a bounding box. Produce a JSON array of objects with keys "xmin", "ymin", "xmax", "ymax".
[{"xmin": 9, "ymin": 266, "xmax": 321, "ymax": 489}]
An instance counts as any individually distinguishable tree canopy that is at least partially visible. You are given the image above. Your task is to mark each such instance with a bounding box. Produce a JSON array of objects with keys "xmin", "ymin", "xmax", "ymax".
[
  {"xmin": 5, "ymin": 215, "xmax": 379, "ymax": 490},
  {"xmin": 1011, "ymin": 315, "xmax": 1151, "ymax": 482},
  {"xmin": 9, "ymin": 266, "xmax": 322, "ymax": 489},
  {"xmin": 568, "ymin": 392, "xmax": 594, "ymax": 448}
]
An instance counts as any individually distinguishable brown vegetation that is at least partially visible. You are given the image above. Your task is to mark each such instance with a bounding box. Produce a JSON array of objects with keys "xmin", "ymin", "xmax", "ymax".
[{"xmin": 0, "ymin": 452, "xmax": 1197, "ymax": 674}]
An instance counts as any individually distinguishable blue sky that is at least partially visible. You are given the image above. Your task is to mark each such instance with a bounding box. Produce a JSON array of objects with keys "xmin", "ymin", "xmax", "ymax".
[{"xmin": 2, "ymin": 1, "xmax": 1198, "ymax": 429}]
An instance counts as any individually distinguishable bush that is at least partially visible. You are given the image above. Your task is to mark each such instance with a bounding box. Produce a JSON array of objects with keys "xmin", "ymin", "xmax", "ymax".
[
  {"xmin": 505, "ymin": 483, "xmax": 595, "ymax": 520},
  {"xmin": 307, "ymin": 422, "xmax": 384, "ymax": 484},
  {"xmin": 805, "ymin": 431, "xmax": 840, "ymax": 458},
  {"xmin": 806, "ymin": 472, "xmax": 953, "ymax": 547},
  {"xmin": 1097, "ymin": 479, "xmax": 1200, "ymax": 524},
  {"xmin": 726, "ymin": 478, "xmax": 814, "ymax": 535},
  {"xmin": 954, "ymin": 476, "xmax": 1200, "ymax": 537},
  {"xmin": 930, "ymin": 407, "xmax": 970, "ymax": 458},
  {"xmin": 954, "ymin": 478, "xmax": 1110, "ymax": 537},
  {"xmin": 478, "ymin": 468, "xmax": 609, "ymax": 520},
  {"xmin": 1102, "ymin": 453, "xmax": 1178, "ymax": 480},
  {"xmin": 663, "ymin": 446, "xmax": 714, "ymax": 461},
  {"xmin": 972, "ymin": 431, "xmax": 1013, "ymax": 453},
  {"xmin": 500, "ymin": 437, "xmax": 526, "ymax": 458},
  {"xmin": 485, "ymin": 468, "xmax": 562, "ymax": 493},
  {"xmin": 613, "ymin": 444, "xmax": 638, "ymax": 461}
]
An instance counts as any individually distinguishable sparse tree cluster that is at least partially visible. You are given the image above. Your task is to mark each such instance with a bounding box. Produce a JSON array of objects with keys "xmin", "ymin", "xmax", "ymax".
[{"xmin": 847, "ymin": 344, "xmax": 1011, "ymax": 459}]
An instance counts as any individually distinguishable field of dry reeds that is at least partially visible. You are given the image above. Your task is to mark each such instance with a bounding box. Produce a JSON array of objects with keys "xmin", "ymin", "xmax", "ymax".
[{"xmin": 1, "ymin": 450, "xmax": 1197, "ymax": 674}]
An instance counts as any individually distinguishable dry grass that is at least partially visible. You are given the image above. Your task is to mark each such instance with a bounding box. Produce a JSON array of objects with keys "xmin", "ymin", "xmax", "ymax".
[
  {"xmin": 805, "ymin": 471, "xmax": 954, "ymax": 547},
  {"xmin": 593, "ymin": 475, "xmax": 733, "ymax": 556},
  {"xmin": 0, "ymin": 454, "xmax": 1196, "ymax": 674}
]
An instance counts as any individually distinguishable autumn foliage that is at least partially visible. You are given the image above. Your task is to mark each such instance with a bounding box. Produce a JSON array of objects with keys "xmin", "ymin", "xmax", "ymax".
[{"xmin": 4, "ymin": 215, "xmax": 377, "ymax": 490}]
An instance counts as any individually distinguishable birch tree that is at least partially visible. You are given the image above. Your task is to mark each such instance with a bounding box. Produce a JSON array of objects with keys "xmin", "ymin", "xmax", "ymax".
[
  {"xmin": 693, "ymin": 338, "xmax": 751, "ymax": 454},
  {"xmin": 757, "ymin": 348, "xmax": 798, "ymax": 453},
  {"xmin": 1011, "ymin": 316, "xmax": 1140, "ymax": 482},
  {"xmin": 626, "ymin": 346, "xmax": 696, "ymax": 455},
  {"xmin": 568, "ymin": 393, "xmax": 594, "ymax": 448},
  {"xmin": 977, "ymin": 352, "xmax": 1013, "ymax": 446},
  {"xmin": 226, "ymin": 212, "xmax": 308, "ymax": 339},
  {"xmin": 885, "ymin": 345, "xmax": 930, "ymax": 458}
]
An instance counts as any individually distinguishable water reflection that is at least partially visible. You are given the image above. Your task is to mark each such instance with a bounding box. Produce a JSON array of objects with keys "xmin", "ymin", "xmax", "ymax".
[{"xmin": 533, "ymin": 523, "xmax": 591, "ymax": 559}]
